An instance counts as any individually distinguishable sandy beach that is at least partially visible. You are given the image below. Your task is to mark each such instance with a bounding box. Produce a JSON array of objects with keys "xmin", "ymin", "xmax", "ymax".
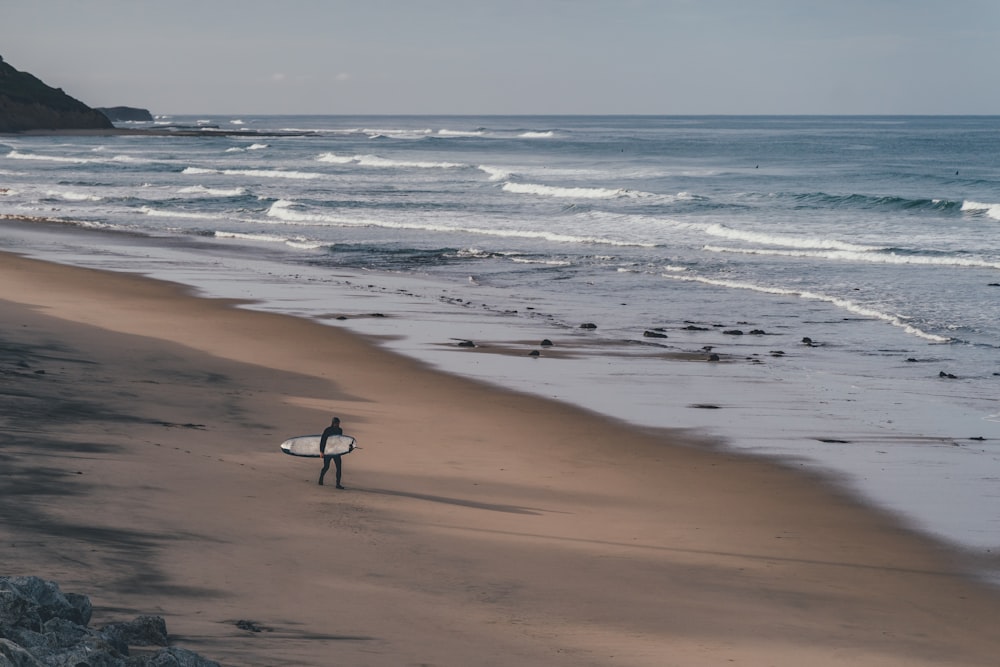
[{"xmin": 2, "ymin": 250, "xmax": 1000, "ymax": 666}]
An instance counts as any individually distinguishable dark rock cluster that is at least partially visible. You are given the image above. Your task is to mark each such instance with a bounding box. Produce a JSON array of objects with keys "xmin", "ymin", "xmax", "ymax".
[
  {"xmin": 0, "ymin": 55, "xmax": 114, "ymax": 132},
  {"xmin": 0, "ymin": 576, "xmax": 219, "ymax": 666}
]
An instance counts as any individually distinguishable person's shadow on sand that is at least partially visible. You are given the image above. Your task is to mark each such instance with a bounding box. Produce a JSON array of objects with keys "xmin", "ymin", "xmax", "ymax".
[{"xmin": 354, "ymin": 487, "xmax": 549, "ymax": 515}]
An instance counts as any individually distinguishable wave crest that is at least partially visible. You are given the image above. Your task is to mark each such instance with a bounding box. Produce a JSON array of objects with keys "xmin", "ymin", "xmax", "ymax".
[
  {"xmin": 265, "ymin": 200, "xmax": 655, "ymax": 247},
  {"xmin": 663, "ymin": 273, "xmax": 951, "ymax": 342},
  {"xmin": 704, "ymin": 245, "xmax": 1000, "ymax": 270},
  {"xmin": 962, "ymin": 200, "xmax": 1000, "ymax": 221}
]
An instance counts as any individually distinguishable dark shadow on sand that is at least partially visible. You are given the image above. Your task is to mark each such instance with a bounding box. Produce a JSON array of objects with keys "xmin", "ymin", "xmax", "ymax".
[{"xmin": 355, "ymin": 487, "xmax": 545, "ymax": 515}]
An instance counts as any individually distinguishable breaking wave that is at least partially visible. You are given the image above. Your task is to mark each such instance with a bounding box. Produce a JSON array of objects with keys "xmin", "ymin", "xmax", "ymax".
[
  {"xmin": 704, "ymin": 245, "xmax": 1000, "ymax": 270},
  {"xmin": 702, "ymin": 223, "xmax": 883, "ymax": 252},
  {"xmin": 663, "ymin": 273, "xmax": 951, "ymax": 342},
  {"xmin": 45, "ymin": 189, "xmax": 104, "ymax": 202},
  {"xmin": 789, "ymin": 191, "xmax": 963, "ymax": 212},
  {"xmin": 225, "ymin": 143, "xmax": 269, "ymax": 153},
  {"xmin": 181, "ymin": 166, "xmax": 323, "ymax": 180},
  {"xmin": 437, "ymin": 129, "xmax": 486, "ymax": 137},
  {"xmin": 265, "ymin": 199, "xmax": 655, "ymax": 247},
  {"xmin": 212, "ymin": 231, "xmax": 324, "ymax": 249},
  {"xmin": 962, "ymin": 200, "xmax": 1000, "ymax": 221},
  {"xmin": 178, "ymin": 185, "xmax": 248, "ymax": 197},
  {"xmin": 502, "ymin": 182, "xmax": 636, "ymax": 199},
  {"xmin": 316, "ymin": 153, "xmax": 466, "ymax": 169},
  {"xmin": 140, "ymin": 206, "xmax": 221, "ymax": 220}
]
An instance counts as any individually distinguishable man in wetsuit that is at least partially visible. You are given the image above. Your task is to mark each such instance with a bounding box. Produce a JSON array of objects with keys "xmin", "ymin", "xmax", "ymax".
[{"xmin": 318, "ymin": 417, "xmax": 345, "ymax": 489}]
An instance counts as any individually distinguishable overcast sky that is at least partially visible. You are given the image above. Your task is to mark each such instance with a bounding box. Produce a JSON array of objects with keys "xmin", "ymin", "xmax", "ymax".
[{"xmin": 3, "ymin": 0, "xmax": 998, "ymax": 115}]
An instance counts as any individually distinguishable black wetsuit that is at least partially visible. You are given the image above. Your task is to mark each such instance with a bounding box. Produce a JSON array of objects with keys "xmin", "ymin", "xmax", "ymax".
[{"xmin": 318, "ymin": 424, "xmax": 343, "ymax": 487}]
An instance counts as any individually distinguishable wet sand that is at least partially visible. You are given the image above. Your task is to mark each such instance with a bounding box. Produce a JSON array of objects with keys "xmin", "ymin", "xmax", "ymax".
[{"xmin": 2, "ymin": 250, "xmax": 999, "ymax": 666}]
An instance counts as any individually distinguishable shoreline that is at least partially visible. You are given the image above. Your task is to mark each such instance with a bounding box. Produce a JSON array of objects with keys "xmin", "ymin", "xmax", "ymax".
[
  {"xmin": 2, "ymin": 214, "xmax": 999, "ymax": 556},
  {"xmin": 3, "ymin": 251, "xmax": 1000, "ymax": 665}
]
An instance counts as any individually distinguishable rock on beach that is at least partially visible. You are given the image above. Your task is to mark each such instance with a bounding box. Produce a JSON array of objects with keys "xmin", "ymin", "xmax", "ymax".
[{"xmin": 0, "ymin": 576, "xmax": 219, "ymax": 666}]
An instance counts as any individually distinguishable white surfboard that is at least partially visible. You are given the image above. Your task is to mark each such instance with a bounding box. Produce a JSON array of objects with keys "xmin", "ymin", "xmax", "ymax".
[{"xmin": 280, "ymin": 434, "xmax": 356, "ymax": 457}]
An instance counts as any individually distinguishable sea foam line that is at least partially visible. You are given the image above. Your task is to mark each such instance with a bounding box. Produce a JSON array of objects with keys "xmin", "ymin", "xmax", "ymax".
[
  {"xmin": 704, "ymin": 245, "xmax": 1000, "ymax": 270},
  {"xmin": 437, "ymin": 129, "xmax": 486, "ymax": 137},
  {"xmin": 212, "ymin": 231, "xmax": 325, "ymax": 249},
  {"xmin": 178, "ymin": 185, "xmax": 248, "ymax": 197},
  {"xmin": 265, "ymin": 200, "xmax": 656, "ymax": 247},
  {"xmin": 362, "ymin": 127, "xmax": 433, "ymax": 139},
  {"xmin": 703, "ymin": 223, "xmax": 883, "ymax": 252},
  {"xmin": 7, "ymin": 150, "xmax": 94, "ymax": 164},
  {"xmin": 316, "ymin": 153, "xmax": 466, "ymax": 169},
  {"xmin": 140, "ymin": 206, "xmax": 221, "ymax": 220},
  {"xmin": 502, "ymin": 182, "xmax": 636, "ymax": 199},
  {"xmin": 225, "ymin": 143, "xmax": 270, "ymax": 153},
  {"xmin": 45, "ymin": 190, "xmax": 104, "ymax": 202},
  {"xmin": 0, "ymin": 213, "xmax": 118, "ymax": 230},
  {"xmin": 663, "ymin": 273, "xmax": 951, "ymax": 342},
  {"xmin": 182, "ymin": 166, "xmax": 323, "ymax": 180},
  {"xmin": 6, "ymin": 150, "xmax": 150, "ymax": 165}
]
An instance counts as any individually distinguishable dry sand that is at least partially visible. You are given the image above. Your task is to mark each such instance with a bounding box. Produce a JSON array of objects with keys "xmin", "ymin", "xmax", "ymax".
[{"xmin": 2, "ymin": 250, "xmax": 999, "ymax": 666}]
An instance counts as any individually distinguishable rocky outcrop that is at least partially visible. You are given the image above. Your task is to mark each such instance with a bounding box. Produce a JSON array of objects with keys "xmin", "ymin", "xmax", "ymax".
[
  {"xmin": 0, "ymin": 576, "xmax": 219, "ymax": 666},
  {"xmin": 0, "ymin": 55, "xmax": 114, "ymax": 132},
  {"xmin": 96, "ymin": 106, "xmax": 154, "ymax": 122}
]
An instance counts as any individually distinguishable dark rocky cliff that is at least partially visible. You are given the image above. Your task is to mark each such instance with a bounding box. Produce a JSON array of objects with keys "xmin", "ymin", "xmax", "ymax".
[
  {"xmin": 97, "ymin": 106, "xmax": 154, "ymax": 122},
  {"xmin": 0, "ymin": 54, "xmax": 114, "ymax": 132},
  {"xmin": 95, "ymin": 107, "xmax": 153, "ymax": 123}
]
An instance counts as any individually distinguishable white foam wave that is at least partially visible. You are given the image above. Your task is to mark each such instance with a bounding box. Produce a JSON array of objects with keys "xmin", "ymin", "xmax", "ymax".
[
  {"xmin": 182, "ymin": 166, "xmax": 322, "ymax": 180},
  {"xmin": 962, "ymin": 200, "xmax": 1000, "ymax": 221},
  {"xmin": 178, "ymin": 185, "xmax": 248, "ymax": 197},
  {"xmin": 478, "ymin": 165, "xmax": 512, "ymax": 181},
  {"xmin": 45, "ymin": 190, "xmax": 103, "ymax": 202},
  {"xmin": 0, "ymin": 213, "xmax": 119, "ymax": 231},
  {"xmin": 315, "ymin": 153, "xmax": 355, "ymax": 164},
  {"xmin": 356, "ymin": 154, "xmax": 465, "ymax": 170},
  {"xmin": 265, "ymin": 200, "xmax": 655, "ymax": 247},
  {"xmin": 227, "ymin": 168, "xmax": 322, "ymax": 180},
  {"xmin": 6, "ymin": 149, "xmax": 148, "ymax": 165},
  {"xmin": 213, "ymin": 231, "xmax": 322, "ymax": 249},
  {"xmin": 664, "ymin": 273, "xmax": 951, "ymax": 342},
  {"xmin": 704, "ymin": 245, "xmax": 1000, "ymax": 270},
  {"xmin": 502, "ymin": 182, "xmax": 630, "ymax": 199},
  {"xmin": 510, "ymin": 257, "xmax": 572, "ymax": 266},
  {"xmin": 225, "ymin": 143, "xmax": 269, "ymax": 153},
  {"xmin": 316, "ymin": 152, "xmax": 466, "ymax": 170},
  {"xmin": 285, "ymin": 239, "xmax": 326, "ymax": 250},
  {"xmin": 703, "ymin": 223, "xmax": 882, "ymax": 252},
  {"xmin": 519, "ymin": 131, "xmax": 555, "ymax": 138},
  {"xmin": 7, "ymin": 150, "xmax": 92, "ymax": 164},
  {"xmin": 140, "ymin": 206, "xmax": 221, "ymax": 220},
  {"xmin": 362, "ymin": 127, "xmax": 433, "ymax": 139},
  {"xmin": 438, "ymin": 129, "xmax": 486, "ymax": 137},
  {"xmin": 109, "ymin": 154, "xmax": 151, "ymax": 164},
  {"xmin": 214, "ymin": 231, "xmax": 286, "ymax": 243}
]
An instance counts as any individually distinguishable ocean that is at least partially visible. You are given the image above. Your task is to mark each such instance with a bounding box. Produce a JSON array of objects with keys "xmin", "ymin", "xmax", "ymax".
[{"xmin": 1, "ymin": 115, "xmax": 998, "ymax": 566}]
